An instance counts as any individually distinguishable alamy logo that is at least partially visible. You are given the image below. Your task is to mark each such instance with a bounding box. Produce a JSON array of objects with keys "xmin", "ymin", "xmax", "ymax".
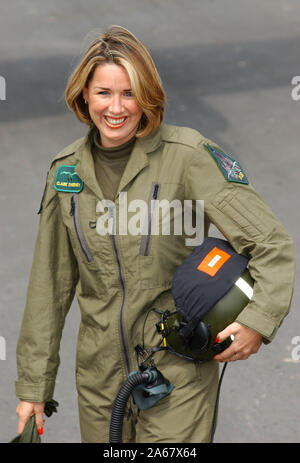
[
  {"xmin": 291, "ymin": 336, "xmax": 300, "ymax": 361},
  {"xmin": 0, "ymin": 76, "xmax": 6, "ymax": 100},
  {"xmin": 95, "ymin": 193, "xmax": 204, "ymax": 246},
  {"xmin": 0, "ymin": 336, "xmax": 6, "ymax": 360},
  {"xmin": 291, "ymin": 76, "xmax": 300, "ymax": 101}
]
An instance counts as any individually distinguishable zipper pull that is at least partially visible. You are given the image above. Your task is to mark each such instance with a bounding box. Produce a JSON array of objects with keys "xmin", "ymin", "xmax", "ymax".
[
  {"xmin": 153, "ymin": 183, "xmax": 159, "ymax": 200},
  {"xmin": 107, "ymin": 204, "xmax": 116, "ymax": 235},
  {"xmin": 126, "ymin": 406, "xmax": 134, "ymax": 421},
  {"xmin": 69, "ymin": 195, "xmax": 75, "ymax": 216}
]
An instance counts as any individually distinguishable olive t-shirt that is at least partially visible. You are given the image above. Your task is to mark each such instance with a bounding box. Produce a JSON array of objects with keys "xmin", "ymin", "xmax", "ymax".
[{"xmin": 91, "ymin": 128, "xmax": 136, "ymax": 201}]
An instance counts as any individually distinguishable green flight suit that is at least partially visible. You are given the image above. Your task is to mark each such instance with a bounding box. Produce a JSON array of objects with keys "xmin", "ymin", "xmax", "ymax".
[{"xmin": 15, "ymin": 123, "xmax": 295, "ymax": 443}]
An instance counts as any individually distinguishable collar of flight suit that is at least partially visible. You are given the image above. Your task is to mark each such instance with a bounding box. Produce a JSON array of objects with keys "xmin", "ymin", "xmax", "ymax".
[{"xmin": 72, "ymin": 124, "xmax": 163, "ymax": 201}]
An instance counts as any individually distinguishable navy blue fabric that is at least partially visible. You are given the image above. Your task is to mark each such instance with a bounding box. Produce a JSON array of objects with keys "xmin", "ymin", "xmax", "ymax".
[{"xmin": 171, "ymin": 238, "xmax": 248, "ymax": 324}]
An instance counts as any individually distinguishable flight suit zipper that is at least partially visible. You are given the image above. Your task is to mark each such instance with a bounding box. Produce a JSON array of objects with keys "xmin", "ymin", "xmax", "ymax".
[
  {"xmin": 106, "ymin": 202, "xmax": 134, "ymax": 416},
  {"xmin": 70, "ymin": 194, "xmax": 94, "ymax": 263},
  {"xmin": 105, "ymin": 204, "xmax": 131, "ymax": 375},
  {"xmin": 139, "ymin": 182, "xmax": 161, "ymax": 256}
]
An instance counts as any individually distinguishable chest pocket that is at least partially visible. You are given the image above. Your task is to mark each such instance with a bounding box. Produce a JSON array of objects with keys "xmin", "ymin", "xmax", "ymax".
[
  {"xmin": 59, "ymin": 192, "xmax": 100, "ymax": 271},
  {"xmin": 138, "ymin": 182, "xmax": 189, "ymax": 289},
  {"xmin": 70, "ymin": 193, "xmax": 94, "ymax": 263}
]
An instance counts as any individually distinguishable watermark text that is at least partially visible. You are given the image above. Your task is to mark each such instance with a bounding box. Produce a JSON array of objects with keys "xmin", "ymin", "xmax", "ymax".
[
  {"xmin": 0, "ymin": 76, "xmax": 6, "ymax": 100},
  {"xmin": 291, "ymin": 336, "xmax": 300, "ymax": 361},
  {"xmin": 95, "ymin": 195, "xmax": 204, "ymax": 247},
  {"xmin": 0, "ymin": 336, "xmax": 6, "ymax": 360},
  {"xmin": 291, "ymin": 76, "xmax": 300, "ymax": 101}
]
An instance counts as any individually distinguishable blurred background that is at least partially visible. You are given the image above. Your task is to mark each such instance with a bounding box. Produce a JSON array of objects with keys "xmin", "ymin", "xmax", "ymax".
[{"xmin": 0, "ymin": 0, "xmax": 299, "ymax": 443}]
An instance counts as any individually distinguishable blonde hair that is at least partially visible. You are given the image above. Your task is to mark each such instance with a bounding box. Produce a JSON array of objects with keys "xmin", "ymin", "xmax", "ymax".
[{"xmin": 65, "ymin": 26, "xmax": 166, "ymax": 137}]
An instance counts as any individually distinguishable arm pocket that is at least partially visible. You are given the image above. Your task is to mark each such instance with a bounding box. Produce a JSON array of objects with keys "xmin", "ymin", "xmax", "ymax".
[{"xmin": 212, "ymin": 187, "xmax": 274, "ymax": 242}]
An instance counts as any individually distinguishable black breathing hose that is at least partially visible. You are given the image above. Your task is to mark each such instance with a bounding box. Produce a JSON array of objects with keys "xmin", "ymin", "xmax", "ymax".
[
  {"xmin": 109, "ymin": 370, "xmax": 151, "ymax": 443},
  {"xmin": 109, "ymin": 363, "xmax": 228, "ymax": 443}
]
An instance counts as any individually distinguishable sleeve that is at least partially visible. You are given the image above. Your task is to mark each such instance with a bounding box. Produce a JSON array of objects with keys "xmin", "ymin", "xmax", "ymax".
[
  {"xmin": 185, "ymin": 139, "xmax": 295, "ymax": 343},
  {"xmin": 15, "ymin": 166, "xmax": 79, "ymax": 402}
]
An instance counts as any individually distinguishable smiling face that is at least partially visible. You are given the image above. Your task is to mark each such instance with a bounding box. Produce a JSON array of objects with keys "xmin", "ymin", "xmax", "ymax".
[{"xmin": 83, "ymin": 63, "xmax": 143, "ymax": 148}]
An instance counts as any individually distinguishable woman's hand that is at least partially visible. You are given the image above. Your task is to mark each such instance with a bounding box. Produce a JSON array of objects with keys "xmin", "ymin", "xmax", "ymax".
[
  {"xmin": 16, "ymin": 400, "xmax": 45, "ymax": 435},
  {"xmin": 213, "ymin": 322, "xmax": 263, "ymax": 362}
]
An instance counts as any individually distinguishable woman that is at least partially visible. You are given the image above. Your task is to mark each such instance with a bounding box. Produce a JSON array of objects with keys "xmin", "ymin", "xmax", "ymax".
[{"xmin": 15, "ymin": 26, "xmax": 295, "ymax": 443}]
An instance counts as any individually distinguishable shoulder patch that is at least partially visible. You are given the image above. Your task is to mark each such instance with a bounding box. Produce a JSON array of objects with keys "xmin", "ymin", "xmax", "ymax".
[
  {"xmin": 53, "ymin": 165, "xmax": 84, "ymax": 193},
  {"xmin": 205, "ymin": 143, "xmax": 249, "ymax": 184}
]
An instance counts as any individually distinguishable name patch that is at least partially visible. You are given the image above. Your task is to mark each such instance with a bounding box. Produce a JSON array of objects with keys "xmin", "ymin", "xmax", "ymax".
[{"xmin": 54, "ymin": 165, "xmax": 83, "ymax": 193}]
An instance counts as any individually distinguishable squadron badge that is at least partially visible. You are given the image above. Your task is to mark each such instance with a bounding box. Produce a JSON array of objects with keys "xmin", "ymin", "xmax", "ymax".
[{"xmin": 205, "ymin": 143, "xmax": 249, "ymax": 185}]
